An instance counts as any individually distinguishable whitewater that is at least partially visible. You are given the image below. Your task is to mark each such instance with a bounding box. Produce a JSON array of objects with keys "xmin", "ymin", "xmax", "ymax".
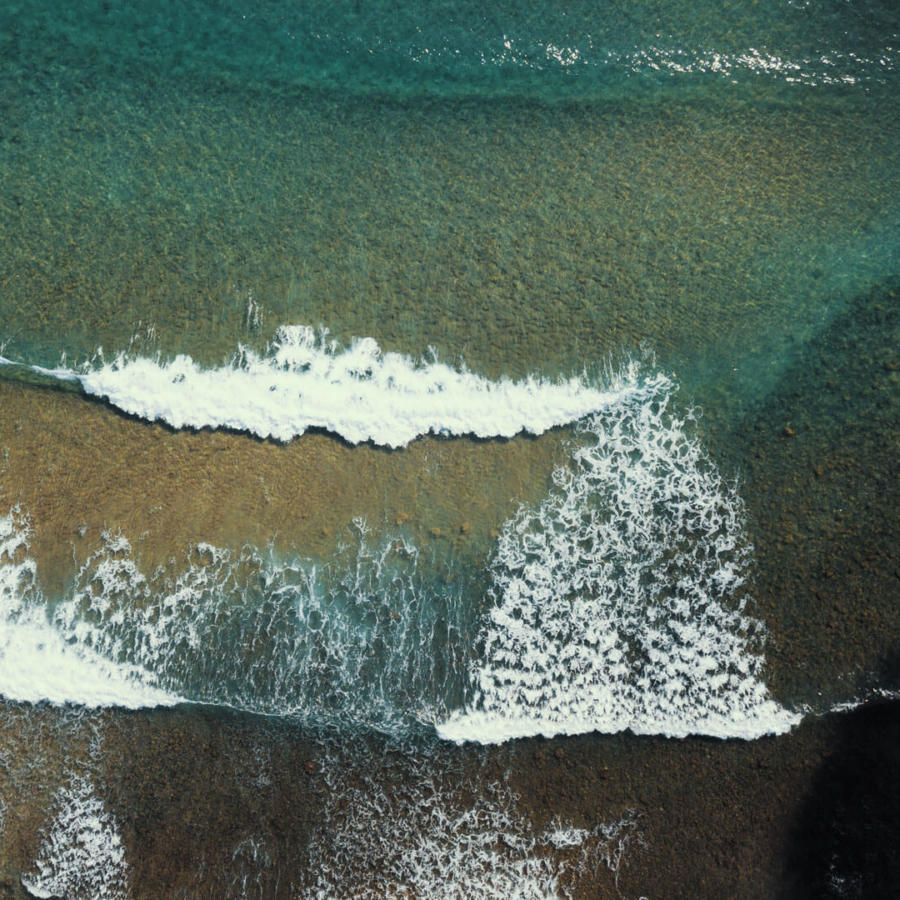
[
  {"xmin": 0, "ymin": 326, "xmax": 650, "ymax": 447},
  {"xmin": 0, "ymin": 347, "xmax": 801, "ymax": 742}
]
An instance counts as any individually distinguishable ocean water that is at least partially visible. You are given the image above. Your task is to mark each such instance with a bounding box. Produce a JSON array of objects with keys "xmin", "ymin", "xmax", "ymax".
[{"xmin": 0, "ymin": 0, "xmax": 898, "ymax": 896}]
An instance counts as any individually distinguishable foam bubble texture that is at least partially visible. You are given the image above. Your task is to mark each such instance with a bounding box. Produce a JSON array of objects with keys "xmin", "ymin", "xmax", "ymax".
[
  {"xmin": 43, "ymin": 522, "xmax": 469, "ymax": 733},
  {"xmin": 0, "ymin": 511, "xmax": 179, "ymax": 709},
  {"xmin": 22, "ymin": 776, "xmax": 130, "ymax": 900},
  {"xmin": 303, "ymin": 741, "xmax": 642, "ymax": 899},
  {"xmin": 440, "ymin": 377, "xmax": 800, "ymax": 742},
  {"xmin": 68, "ymin": 325, "xmax": 639, "ymax": 446}
]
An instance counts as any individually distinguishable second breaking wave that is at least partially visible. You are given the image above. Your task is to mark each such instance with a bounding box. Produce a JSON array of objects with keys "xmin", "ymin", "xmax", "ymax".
[{"xmin": 0, "ymin": 368, "xmax": 799, "ymax": 741}]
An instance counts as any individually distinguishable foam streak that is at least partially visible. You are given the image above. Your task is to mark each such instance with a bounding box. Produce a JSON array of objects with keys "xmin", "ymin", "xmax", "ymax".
[
  {"xmin": 22, "ymin": 776, "xmax": 130, "ymax": 900},
  {"xmin": 0, "ymin": 511, "xmax": 180, "ymax": 709}
]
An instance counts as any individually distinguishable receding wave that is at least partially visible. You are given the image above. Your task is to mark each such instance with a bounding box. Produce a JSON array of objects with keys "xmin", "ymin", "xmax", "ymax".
[
  {"xmin": 22, "ymin": 776, "xmax": 130, "ymax": 900},
  {"xmin": 0, "ymin": 512, "xmax": 468, "ymax": 733},
  {"xmin": 1, "ymin": 326, "xmax": 648, "ymax": 447},
  {"xmin": 302, "ymin": 738, "xmax": 644, "ymax": 899}
]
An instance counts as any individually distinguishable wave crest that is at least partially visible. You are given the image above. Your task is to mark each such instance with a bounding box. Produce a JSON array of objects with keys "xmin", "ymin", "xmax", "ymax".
[{"xmin": 4, "ymin": 326, "xmax": 645, "ymax": 446}]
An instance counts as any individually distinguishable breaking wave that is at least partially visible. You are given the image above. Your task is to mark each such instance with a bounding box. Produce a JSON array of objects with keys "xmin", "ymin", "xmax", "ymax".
[
  {"xmin": 440, "ymin": 376, "xmax": 800, "ymax": 742},
  {"xmin": 0, "ymin": 512, "xmax": 468, "ymax": 733},
  {"xmin": 0, "ymin": 511, "xmax": 179, "ymax": 710},
  {"xmin": 1, "ymin": 367, "xmax": 798, "ymax": 741},
  {"xmin": 1, "ymin": 327, "xmax": 646, "ymax": 447}
]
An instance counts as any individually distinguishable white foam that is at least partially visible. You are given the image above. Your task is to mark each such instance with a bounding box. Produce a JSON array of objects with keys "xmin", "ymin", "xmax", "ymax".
[
  {"xmin": 2, "ymin": 517, "xmax": 466, "ymax": 729},
  {"xmin": 304, "ymin": 742, "xmax": 642, "ymax": 899},
  {"xmin": 0, "ymin": 511, "xmax": 180, "ymax": 709},
  {"xmin": 7, "ymin": 326, "xmax": 642, "ymax": 446},
  {"xmin": 439, "ymin": 377, "xmax": 800, "ymax": 743},
  {"xmin": 22, "ymin": 775, "xmax": 130, "ymax": 900},
  {"xmin": 828, "ymin": 688, "xmax": 900, "ymax": 715},
  {"xmin": 542, "ymin": 822, "xmax": 591, "ymax": 850},
  {"xmin": 227, "ymin": 837, "xmax": 276, "ymax": 899},
  {"xmin": 0, "ymin": 364, "xmax": 801, "ymax": 738}
]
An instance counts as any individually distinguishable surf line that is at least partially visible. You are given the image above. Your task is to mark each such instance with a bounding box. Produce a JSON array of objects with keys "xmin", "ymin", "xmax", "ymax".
[{"xmin": 0, "ymin": 329, "xmax": 657, "ymax": 447}]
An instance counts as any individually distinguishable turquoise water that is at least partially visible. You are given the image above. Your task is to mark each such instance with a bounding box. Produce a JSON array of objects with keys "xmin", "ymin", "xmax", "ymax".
[
  {"xmin": 5, "ymin": 0, "xmax": 897, "ymax": 98},
  {"xmin": 2, "ymin": 0, "xmax": 897, "ymax": 396},
  {"xmin": 0, "ymin": 0, "xmax": 898, "ymax": 895}
]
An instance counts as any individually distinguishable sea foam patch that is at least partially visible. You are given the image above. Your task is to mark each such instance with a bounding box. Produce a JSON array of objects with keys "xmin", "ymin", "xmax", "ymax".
[
  {"xmin": 0, "ymin": 511, "xmax": 179, "ymax": 709},
  {"xmin": 2, "ymin": 326, "xmax": 642, "ymax": 446},
  {"xmin": 439, "ymin": 375, "xmax": 800, "ymax": 743},
  {"xmin": 303, "ymin": 740, "xmax": 642, "ymax": 899},
  {"xmin": 22, "ymin": 776, "xmax": 130, "ymax": 900},
  {"xmin": 1, "ymin": 514, "xmax": 467, "ymax": 730}
]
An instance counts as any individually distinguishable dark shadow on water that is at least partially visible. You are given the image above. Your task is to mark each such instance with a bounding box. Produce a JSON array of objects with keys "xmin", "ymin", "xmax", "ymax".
[
  {"xmin": 782, "ymin": 687, "xmax": 900, "ymax": 899},
  {"xmin": 724, "ymin": 277, "xmax": 900, "ymax": 709}
]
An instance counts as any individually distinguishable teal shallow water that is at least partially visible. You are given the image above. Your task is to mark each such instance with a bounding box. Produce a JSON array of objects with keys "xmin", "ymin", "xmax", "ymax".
[
  {"xmin": 4, "ymin": 0, "xmax": 897, "ymax": 99},
  {"xmin": 2, "ymin": 1, "xmax": 897, "ymax": 398},
  {"xmin": 2, "ymin": 86, "xmax": 897, "ymax": 416}
]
